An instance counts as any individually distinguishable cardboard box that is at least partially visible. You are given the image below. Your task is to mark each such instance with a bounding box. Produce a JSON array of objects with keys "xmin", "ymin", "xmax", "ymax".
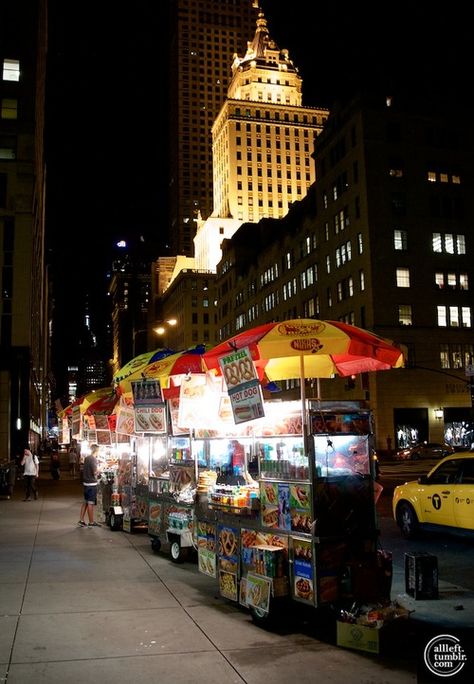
[{"xmin": 336, "ymin": 621, "xmax": 380, "ymax": 654}]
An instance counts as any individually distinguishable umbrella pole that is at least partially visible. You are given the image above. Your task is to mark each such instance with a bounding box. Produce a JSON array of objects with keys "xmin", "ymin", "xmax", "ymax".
[{"xmin": 300, "ymin": 354, "xmax": 307, "ymax": 434}]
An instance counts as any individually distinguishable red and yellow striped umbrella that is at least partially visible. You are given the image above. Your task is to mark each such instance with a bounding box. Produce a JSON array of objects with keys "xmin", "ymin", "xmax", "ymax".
[{"xmin": 202, "ymin": 319, "xmax": 404, "ymax": 381}]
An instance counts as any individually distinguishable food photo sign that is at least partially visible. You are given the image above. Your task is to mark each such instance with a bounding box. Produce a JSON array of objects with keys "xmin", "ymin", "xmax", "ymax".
[
  {"xmin": 218, "ymin": 346, "xmax": 265, "ymax": 424},
  {"xmin": 245, "ymin": 573, "xmax": 272, "ymax": 613},
  {"xmin": 292, "ymin": 537, "xmax": 315, "ymax": 604}
]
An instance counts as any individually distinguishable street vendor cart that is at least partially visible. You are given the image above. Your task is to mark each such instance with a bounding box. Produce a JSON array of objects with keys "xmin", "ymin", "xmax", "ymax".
[{"xmin": 193, "ymin": 402, "xmax": 388, "ymax": 624}]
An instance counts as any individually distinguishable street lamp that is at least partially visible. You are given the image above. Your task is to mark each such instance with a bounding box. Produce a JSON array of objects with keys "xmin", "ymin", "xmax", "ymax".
[
  {"xmin": 132, "ymin": 319, "xmax": 177, "ymax": 357},
  {"xmin": 153, "ymin": 318, "xmax": 177, "ymax": 348}
]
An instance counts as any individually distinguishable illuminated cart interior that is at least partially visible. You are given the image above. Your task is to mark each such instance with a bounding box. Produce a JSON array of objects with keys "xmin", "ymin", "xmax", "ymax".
[{"xmin": 194, "ymin": 404, "xmax": 383, "ymax": 623}]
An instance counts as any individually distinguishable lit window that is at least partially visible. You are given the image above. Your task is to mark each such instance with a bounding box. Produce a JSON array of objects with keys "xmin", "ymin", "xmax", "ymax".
[
  {"xmin": 437, "ymin": 306, "xmax": 447, "ymax": 327},
  {"xmin": 462, "ymin": 307, "xmax": 471, "ymax": 327},
  {"xmin": 439, "ymin": 344, "xmax": 450, "ymax": 368},
  {"xmin": 457, "ymin": 235, "xmax": 466, "ymax": 254},
  {"xmin": 2, "ymin": 59, "xmax": 20, "ymax": 82},
  {"xmin": 460, "ymin": 273, "xmax": 469, "ymax": 290},
  {"xmin": 432, "ymin": 233, "xmax": 442, "ymax": 252},
  {"xmin": 452, "ymin": 345, "xmax": 463, "ymax": 369},
  {"xmin": 393, "ymin": 229, "xmax": 407, "ymax": 250},
  {"xmin": 450, "ymin": 306, "xmax": 459, "ymax": 326},
  {"xmin": 427, "ymin": 171, "xmax": 436, "ymax": 182},
  {"xmin": 452, "ymin": 175, "xmax": 461, "ymax": 184},
  {"xmin": 359, "ymin": 269, "xmax": 365, "ymax": 291},
  {"xmin": 389, "ymin": 168, "xmax": 403, "ymax": 178},
  {"xmin": 396, "ymin": 268, "xmax": 410, "ymax": 287},
  {"xmin": 357, "ymin": 233, "xmax": 363, "ymax": 254},
  {"xmin": 445, "ymin": 234, "xmax": 454, "ymax": 254},
  {"xmin": 447, "ymin": 273, "xmax": 456, "ymax": 289},
  {"xmin": 440, "ymin": 173, "xmax": 449, "ymax": 183},
  {"xmin": 326, "ymin": 255, "xmax": 331, "ymax": 274},
  {"xmin": 464, "ymin": 345, "xmax": 474, "ymax": 367},
  {"xmin": 398, "ymin": 305, "xmax": 412, "ymax": 325},
  {"xmin": 1, "ymin": 98, "xmax": 17, "ymax": 119},
  {"xmin": 435, "ymin": 272, "xmax": 444, "ymax": 288}
]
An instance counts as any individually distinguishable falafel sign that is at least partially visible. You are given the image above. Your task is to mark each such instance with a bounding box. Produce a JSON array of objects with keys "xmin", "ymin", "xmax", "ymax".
[{"xmin": 218, "ymin": 347, "xmax": 264, "ymax": 424}]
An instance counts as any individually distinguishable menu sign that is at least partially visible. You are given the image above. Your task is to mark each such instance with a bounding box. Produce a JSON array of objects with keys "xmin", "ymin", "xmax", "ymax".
[{"xmin": 218, "ymin": 347, "xmax": 264, "ymax": 424}]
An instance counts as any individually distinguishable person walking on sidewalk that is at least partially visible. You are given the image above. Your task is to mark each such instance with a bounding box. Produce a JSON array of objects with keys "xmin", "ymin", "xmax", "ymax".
[
  {"xmin": 78, "ymin": 444, "xmax": 101, "ymax": 527},
  {"xmin": 20, "ymin": 447, "xmax": 39, "ymax": 501},
  {"xmin": 68, "ymin": 440, "xmax": 79, "ymax": 478}
]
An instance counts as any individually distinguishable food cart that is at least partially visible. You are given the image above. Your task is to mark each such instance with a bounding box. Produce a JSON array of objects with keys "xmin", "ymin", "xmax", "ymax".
[
  {"xmin": 148, "ymin": 432, "xmax": 197, "ymax": 561},
  {"xmin": 192, "ymin": 401, "xmax": 387, "ymax": 624}
]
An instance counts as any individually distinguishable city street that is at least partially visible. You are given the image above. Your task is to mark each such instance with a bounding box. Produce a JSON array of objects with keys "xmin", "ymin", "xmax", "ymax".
[{"xmin": 1, "ymin": 471, "xmax": 473, "ymax": 682}]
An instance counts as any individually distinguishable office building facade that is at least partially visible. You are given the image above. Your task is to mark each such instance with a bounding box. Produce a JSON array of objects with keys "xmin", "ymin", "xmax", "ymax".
[{"xmin": 214, "ymin": 93, "xmax": 474, "ymax": 451}]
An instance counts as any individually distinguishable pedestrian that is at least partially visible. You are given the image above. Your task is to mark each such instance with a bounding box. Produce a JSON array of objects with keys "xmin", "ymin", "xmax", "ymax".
[
  {"xmin": 50, "ymin": 450, "xmax": 60, "ymax": 480},
  {"xmin": 20, "ymin": 447, "xmax": 39, "ymax": 501},
  {"xmin": 68, "ymin": 440, "xmax": 78, "ymax": 478},
  {"xmin": 78, "ymin": 444, "xmax": 101, "ymax": 527}
]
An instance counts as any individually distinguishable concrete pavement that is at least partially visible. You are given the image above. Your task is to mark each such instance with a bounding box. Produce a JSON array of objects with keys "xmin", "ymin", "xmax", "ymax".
[{"xmin": 0, "ymin": 470, "xmax": 472, "ymax": 683}]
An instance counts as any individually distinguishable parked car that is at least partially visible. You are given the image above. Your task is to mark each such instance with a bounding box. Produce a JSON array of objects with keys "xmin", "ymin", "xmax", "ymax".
[
  {"xmin": 394, "ymin": 441, "xmax": 455, "ymax": 461},
  {"xmin": 392, "ymin": 452, "xmax": 474, "ymax": 538}
]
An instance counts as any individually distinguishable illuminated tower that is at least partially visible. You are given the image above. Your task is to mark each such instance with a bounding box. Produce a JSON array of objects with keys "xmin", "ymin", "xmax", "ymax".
[
  {"xmin": 167, "ymin": 0, "xmax": 260, "ymax": 257},
  {"xmin": 194, "ymin": 10, "xmax": 329, "ymax": 271}
]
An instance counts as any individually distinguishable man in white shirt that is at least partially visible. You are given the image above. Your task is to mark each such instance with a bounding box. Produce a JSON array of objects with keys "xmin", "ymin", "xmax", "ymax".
[{"xmin": 20, "ymin": 448, "xmax": 39, "ymax": 501}]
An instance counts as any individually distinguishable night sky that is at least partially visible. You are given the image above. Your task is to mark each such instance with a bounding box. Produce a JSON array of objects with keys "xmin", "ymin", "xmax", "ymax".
[{"xmin": 45, "ymin": 0, "xmax": 468, "ymax": 377}]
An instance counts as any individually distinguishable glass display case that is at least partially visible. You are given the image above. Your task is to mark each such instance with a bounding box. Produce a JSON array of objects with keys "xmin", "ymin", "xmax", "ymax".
[{"xmin": 256, "ymin": 435, "xmax": 307, "ymax": 480}]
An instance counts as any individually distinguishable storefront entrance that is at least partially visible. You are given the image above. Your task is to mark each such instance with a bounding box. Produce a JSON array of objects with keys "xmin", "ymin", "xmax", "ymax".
[
  {"xmin": 443, "ymin": 407, "xmax": 474, "ymax": 449},
  {"xmin": 393, "ymin": 408, "xmax": 428, "ymax": 449}
]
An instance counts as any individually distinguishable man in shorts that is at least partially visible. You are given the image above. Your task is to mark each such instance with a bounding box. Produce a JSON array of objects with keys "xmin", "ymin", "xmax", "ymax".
[{"xmin": 78, "ymin": 444, "xmax": 100, "ymax": 527}]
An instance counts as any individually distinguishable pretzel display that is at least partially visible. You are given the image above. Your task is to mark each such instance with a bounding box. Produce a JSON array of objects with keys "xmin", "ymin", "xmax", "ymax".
[
  {"xmin": 219, "ymin": 528, "xmax": 237, "ymax": 557},
  {"xmin": 241, "ymin": 529, "xmax": 257, "ymax": 548}
]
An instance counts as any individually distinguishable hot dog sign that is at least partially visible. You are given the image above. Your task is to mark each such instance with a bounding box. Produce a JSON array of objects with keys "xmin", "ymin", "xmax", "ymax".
[{"xmin": 218, "ymin": 347, "xmax": 264, "ymax": 424}]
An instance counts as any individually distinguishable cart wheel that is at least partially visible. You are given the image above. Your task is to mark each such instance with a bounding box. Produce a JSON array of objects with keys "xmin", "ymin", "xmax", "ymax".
[
  {"xmin": 109, "ymin": 511, "xmax": 123, "ymax": 531},
  {"xmin": 250, "ymin": 601, "xmax": 276, "ymax": 628},
  {"xmin": 151, "ymin": 538, "xmax": 162, "ymax": 553},
  {"xmin": 170, "ymin": 538, "xmax": 186, "ymax": 563},
  {"xmin": 249, "ymin": 595, "xmax": 288, "ymax": 628}
]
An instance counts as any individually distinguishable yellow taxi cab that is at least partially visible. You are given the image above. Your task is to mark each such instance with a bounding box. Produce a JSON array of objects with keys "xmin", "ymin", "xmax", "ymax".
[{"xmin": 392, "ymin": 452, "xmax": 474, "ymax": 538}]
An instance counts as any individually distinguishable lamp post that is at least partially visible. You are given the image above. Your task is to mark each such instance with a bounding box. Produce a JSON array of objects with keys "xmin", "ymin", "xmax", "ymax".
[
  {"xmin": 131, "ymin": 328, "xmax": 148, "ymax": 358},
  {"xmin": 132, "ymin": 319, "xmax": 177, "ymax": 357},
  {"xmin": 153, "ymin": 318, "xmax": 177, "ymax": 349}
]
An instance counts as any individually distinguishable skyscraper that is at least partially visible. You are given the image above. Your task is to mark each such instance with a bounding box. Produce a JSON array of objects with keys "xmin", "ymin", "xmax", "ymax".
[
  {"xmin": 167, "ymin": 0, "xmax": 259, "ymax": 256},
  {"xmin": 0, "ymin": 0, "xmax": 49, "ymax": 456}
]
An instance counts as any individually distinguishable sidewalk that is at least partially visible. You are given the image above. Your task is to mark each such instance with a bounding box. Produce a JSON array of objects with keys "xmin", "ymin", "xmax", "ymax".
[{"xmin": 0, "ymin": 472, "xmax": 471, "ymax": 683}]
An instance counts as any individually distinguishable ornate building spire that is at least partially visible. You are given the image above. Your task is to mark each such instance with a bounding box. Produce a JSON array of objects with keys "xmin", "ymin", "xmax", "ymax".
[{"xmin": 229, "ymin": 10, "xmax": 301, "ymax": 105}]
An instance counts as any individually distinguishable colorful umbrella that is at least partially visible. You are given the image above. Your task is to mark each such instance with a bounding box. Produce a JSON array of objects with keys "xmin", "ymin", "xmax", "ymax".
[
  {"xmin": 113, "ymin": 347, "xmax": 174, "ymax": 387},
  {"xmin": 84, "ymin": 390, "xmax": 120, "ymax": 415},
  {"xmin": 58, "ymin": 387, "xmax": 115, "ymax": 417},
  {"xmin": 202, "ymin": 319, "xmax": 404, "ymax": 382},
  {"xmin": 141, "ymin": 344, "xmax": 209, "ymax": 397}
]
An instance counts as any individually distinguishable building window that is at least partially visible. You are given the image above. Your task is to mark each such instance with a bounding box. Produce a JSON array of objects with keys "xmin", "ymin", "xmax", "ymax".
[
  {"xmin": 393, "ymin": 229, "xmax": 407, "ymax": 250},
  {"xmin": 396, "ymin": 268, "xmax": 410, "ymax": 287},
  {"xmin": 432, "ymin": 232, "xmax": 466, "ymax": 254},
  {"xmin": 439, "ymin": 344, "xmax": 450, "ymax": 368},
  {"xmin": 2, "ymin": 59, "xmax": 20, "ymax": 82},
  {"xmin": 359, "ymin": 269, "xmax": 365, "ymax": 291},
  {"xmin": 1, "ymin": 98, "xmax": 17, "ymax": 119},
  {"xmin": 398, "ymin": 305, "xmax": 412, "ymax": 325},
  {"xmin": 437, "ymin": 306, "xmax": 472, "ymax": 328},
  {"xmin": 357, "ymin": 233, "xmax": 363, "ymax": 254}
]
